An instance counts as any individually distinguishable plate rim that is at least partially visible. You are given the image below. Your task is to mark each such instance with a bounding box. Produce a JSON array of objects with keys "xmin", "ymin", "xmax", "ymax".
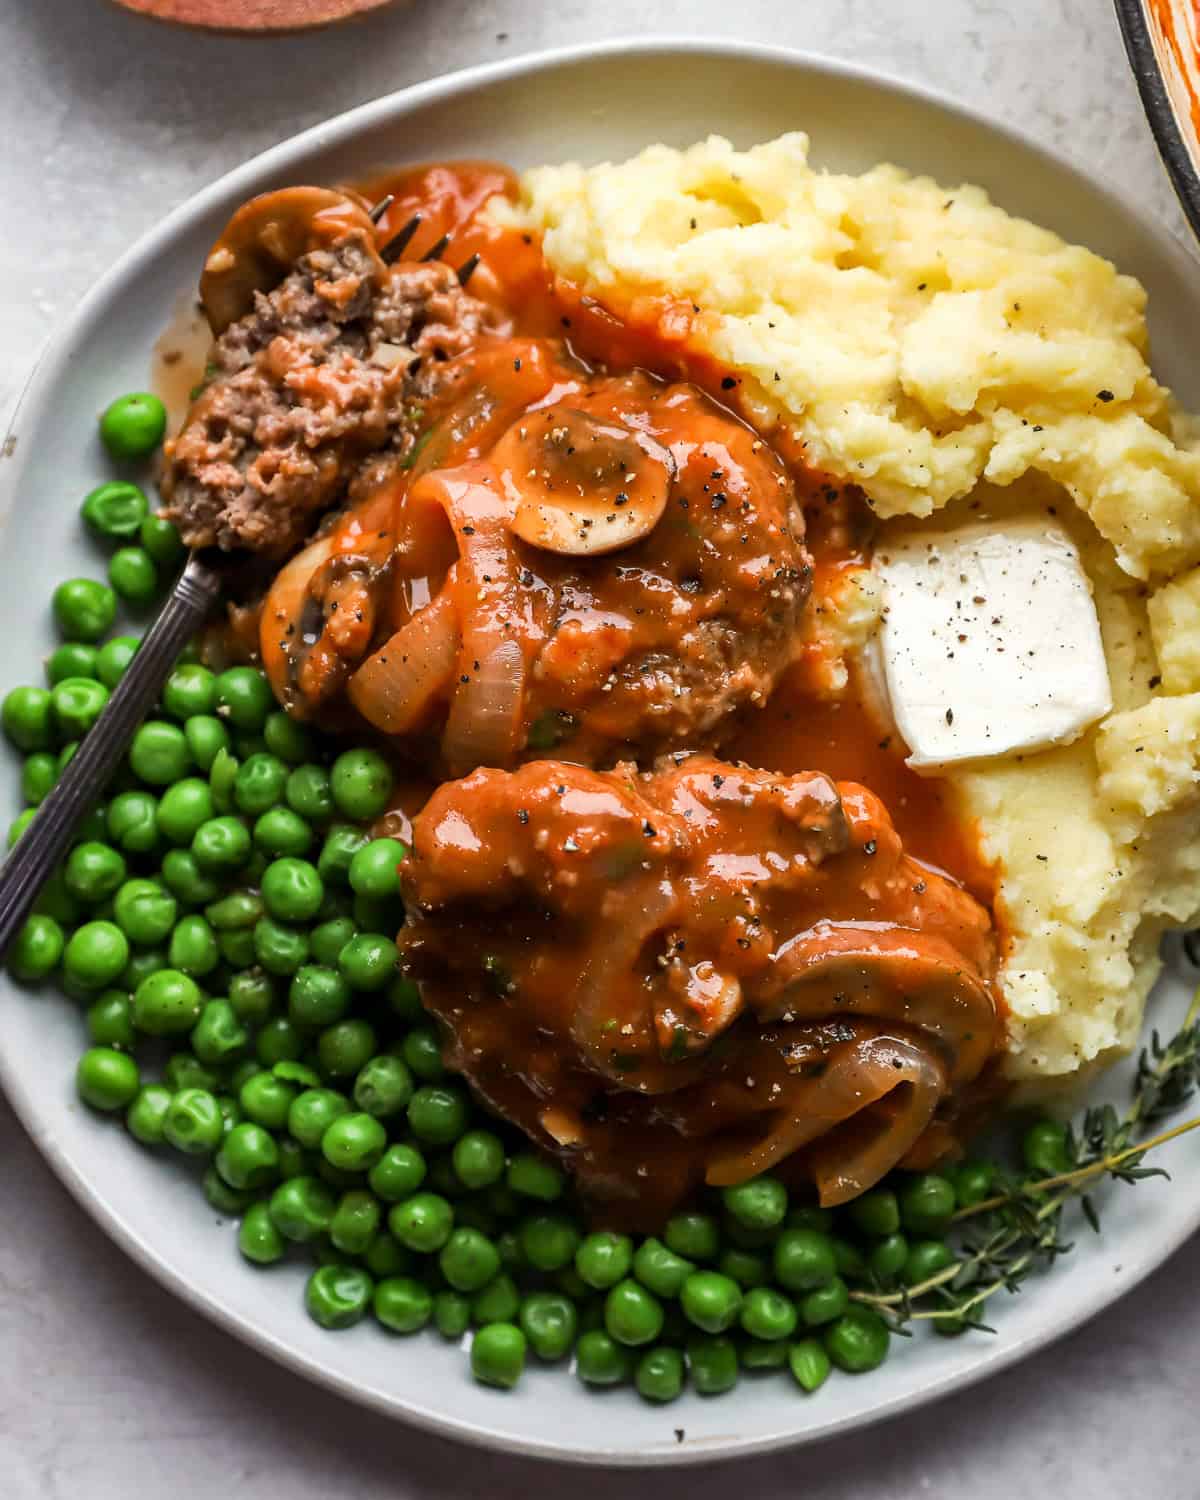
[{"xmin": 3, "ymin": 32, "xmax": 1200, "ymax": 1467}]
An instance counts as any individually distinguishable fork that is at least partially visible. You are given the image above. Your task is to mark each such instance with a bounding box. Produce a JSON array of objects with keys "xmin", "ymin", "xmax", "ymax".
[{"xmin": 0, "ymin": 200, "xmax": 476, "ymax": 957}]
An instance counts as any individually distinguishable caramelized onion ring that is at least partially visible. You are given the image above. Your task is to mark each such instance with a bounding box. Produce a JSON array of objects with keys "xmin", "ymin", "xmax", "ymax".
[
  {"xmin": 704, "ymin": 1031, "xmax": 946, "ymax": 1199},
  {"xmin": 347, "ymin": 587, "xmax": 461, "ymax": 735},
  {"xmin": 758, "ymin": 923, "xmax": 997, "ymax": 1083}
]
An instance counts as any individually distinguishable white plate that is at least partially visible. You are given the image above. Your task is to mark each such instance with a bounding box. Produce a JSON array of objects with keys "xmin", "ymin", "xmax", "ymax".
[{"xmin": 3, "ymin": 37, "xmax": 1200, "ymax": 1468}]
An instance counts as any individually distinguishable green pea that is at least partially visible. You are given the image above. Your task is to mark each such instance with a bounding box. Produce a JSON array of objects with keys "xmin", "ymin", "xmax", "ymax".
[
  {"xmin": 898, "ymin": 1172, "xmax": 957, "ymax": 1235},
  {"xmin": 736, "ymin": 1285, "xmax": 795, "ymax": 1341},
  {"xmin": 169, "ymin": 914, "xmax": 220, "ymax": 977},
  {"xmin": 99, "ymin": 391, "xmax": 166, "ymax": 459},
  {"xmin": 519, "ymin": 1213, "xmax": 580, "ymax": 1273},
  {"xmin": 680, "ymin": 1270, "xmax": 742, "ymax": 1334},
  {"xmin": 140, "ymin": 514, "xmax": 185, "ymax": 568},
  {"xmin": 321, "ymin": 1111, "xmax": 386, "ymax": 1172},
  {"xmin": 45, "ymin": 642, "xmax": 98, "ymax": 687},
  {"xmin": 285, "ymin": 764, "xmax": 333, "ymax": 824},
  {"xmin": 717, "ymin": 1247, "xmax": 769, "ymax": 1288},
  {"xmin": 330, "ymin": 748, "xmax": 392, "ymax": 822},
  {"xmin": 352, "ymin": 1054, "xmax": 413, "ymax": 1119},
  {"xmin": 305, "ymin": 1264, "xmax": 373, "ymax": 1331},
  {"xmin": 238, "ymin": 1202, "xmax": 285, "ymax": 1266},
  {"xmin": 2, "ymin": 685, "xmax": 53, "ymax": 751},
  {"xmin": 161, "ymin": 664, "xmax": 216, "ymax": 720},
  {"xmin": 202, "ymin": 1164, "xmax": 255, "ymax": 1217},
  {"xmin": 317, "ymin": 824, "xmax": 366, "ymax": 885},
  {"xmin": 232, "ymin": 753, "xmax": 287, "ymax": 817},
  {"xmin": 262, "ymin": 711, "xmax": 314, "ymax": 764},
  {"xmin": 125, "ymin": 1083, "xmax": 173, "ymax": 1146},
  {"xmin": 329, "ymin": 1189, "xmax": 382, "ymax": 1256},
  {"xmin": 510, "ymin": 1291, "xmax": 575, "ymax": 1363},
  {"xmin": 741, "ymin": 1337, "xmax": 790, "ymax": 1371},
  {"xmin": 51, "ymin": 676, "xmax": 109, "ymax": 739},
  {"xmin": 20, "ymin": 751, "xmax": 56, "ymax": 805},
  {"xmin": 389, "ymin": 1192, "xmax": 454, "ymax": 1253},
  {"xmin": 437, "ymin": 1226, "xmax": 500, "ymax": 1293},
  {"xmin": 190, "ymin": 998, "xmax": 247, "ymax": 1065},
  {"xmin": 227, "ymin": 968, "xmax": 275, "ymax": 1025},
  {"xmin": 849, "ymin": 1187, "xmax": 901, "ymax": 1238},
  {"xmin": 824, "ymin": 1307, "xmax": 891, "ymax": 1373},
  {"xmin": 182, "ymin": 714, "xmax": 229, "ymax": 772},
  {"xmin": 216, "ymin": 1121, "xmax": 280, "ymax": 1190},
  {"xmin": 82, "ymin": 480, "xmax": 149, "ymax": 540},
  {"xmin": 268, "ymin": 1176, "xmax": 336, "ymax": 1242},
  {"xmin": 471, "ymin": 1322, "xmax": 526, "ymax": 1389},
  {"xmin": 8, "ymin": 913, "xmax": 64, "ymax": 981},
  {"xmin": 632, "ymin": 1237, "xmax": 694, "ymax": 1299},
  {"xmin": 799, "ymin": 1276, "xmax": 850, "ymax": 1327},
  {"xmin": 308, "ymin": 917, "xmax": 356, "ymax": 967},
  {"xmin": 191, "ymin": 815, "xmax": 252, "ymax": 872},
  {"xmin": 903, "ymin": 1240, "xmax": 956, "ymax": 1287},
  {"xmin": 665, "ymin": 1212, "xmax": 720, "ymax": 1263},
  {"xmin": 407, "ymin": 1084, "xmax": 470, "ymax": 1146},
  {"xmin": 373, "ymin": 1276, "xmax": 433, "ymax": 1334},
  {"xmin": 163, "ymin": 1053, "xmax": 221, "ymax": 1093},
  {"xmin": 444, "ymin": 1131, "xmax": 502, "ymax": 1194},
  {"xmin": 52, "ymin": 579, "xmax": 116, "ymax": 643},
  {"xmin": 774, "ymin": 1228, "xmax": 837, "ymax": 1292},
  {"xmin": 112, "ymin": 878, "xmax": 176, "ymax": 946},
  {"xmin": 1023, "ymin": 1119, "xmax": 1072, "ymax": 1178},
  {"xmin": 686, "ymin": 1334, "xmax": 738, "ymax": 1395},
  {"xmin": 156, "ymin": 779, "xmax": 215, "ymax": 845},
  {"xmin": 35, "ymin": 868, "xmax": 81, "ymax": 927},
  {"xmin": 7, "ymin": 808, "xmax": 37, "ymax": 850},
  {"xmin": 108, "ymin": 546, "xmax": 158, "ymax": 606},
  {"xmin": 133, "ymin": 969, "xmax": 203, "ymax": 1035},
  {"xmin": 386, "ymin": 974, "xmax": 424, "ymax": 1025},
  {"xmin": 163, "ymin": 1088, "xmax": 224, "ymax": 1154},
  {"xmin": 401, "ymin": 1026, "xmax": 446, "ymax": 1083},
  {"xmin": 506, "ymin": 1152, "xmax": 564, "ymax": 1202},
  {"xmin": 256, "ymin": 1016, "xmax": 304, "ymax": 1066},
  {"xmin": 424, "ymin": 1154, "xmax": 466, "ymax": 1200},
  {"xmin": 288, "ymin": 1087, "xmax": 350, "ymax": 1149},
  {"xmin": 368, "ymin": 1143, "xmax": 427, "ymax": 1202},
  {"xmin": 160, "ymin": 848, "xmax": 222, "ymax": 905},
  {"xmin": 214, "ymin": 667, "xmax": 274, "ymax": 732},
  {"xmin": 351, "ymin": 892, "xmax": 402, "ymax": 935},
  {"xmin": 635, "ymin": 1346, "xmax": 685, "ymax": 1403},
  {"xmin": 95, "ymin": 636, "xmax": 140, "ymax": 688},
  {"xmin": 868, "ymin": 1233, "xmax": 909, "ymax": 1285},
  {"xmin": 234, "ymin": 1072, "xmax": 292, "ymax": 1132},
  {"xmin": 63, "ymin": 920, "xmax": 130, "ymax": 990},
  {"xmin": 255, "ymin": 918, "xmax": 310, "ymax": 977},
  {"xmin": 103, "ymin": 791, "xmax": 157, "ymax": 855},
  {"xmin": 215, "ymin": 1094, "xmax": 243, "ymax": 1137},
  {"xmin": 64, "ymin": 841, "xmax": 126, "ymax": 903},
  {"xmin": 604, "ymin": 1278, "xmax": 664, "ymax": 1347},
  {"xmin": 129, "ymin": 721, "xmax": 190, "ymax": 785},
  {"xmin": 788, "ymin": 1337, "xmax": 832, "ymax": 1393},
  {"xmin": 722, "ymin": 1175, "xmax": 788, "ymax": 1230},
  {"xmin": 431, "ymin": 1289, "xmax": 471, "ymax": 1339},
  {"xmin": 288, "ymin": 964, "xmax": 349, "ymax": 1025},
  {"xmin": 346, "ymin": 838, "xmax": 405, "ymax": 900},
  {"xmin": 575, "ymin": 1329, "xmax": 632, "ymax": 1386},
  {"xmin": 75, "ymin": 1045, "xmax": 140, "ymax": 1111},
  {"xmin": 364, "ymin": 1232, "xmax": 413, "ymax": 1280},
  {"xmin": 86, "ymin": 989, "xmax": 136, "ymax": 1049},
  {"xmin": 335, "ymin": 932, "xmax": 397, "ymax": 993},
  {"xmin": 952, "ymin": 1160, "xmax": 996, "ymax": 1210},
  {"xmin": 252, "ymin": 806, "xmax": 312, "ymax": 859},
  {"xmin": 260, "ymin": 857, "xmax": 323, "ymax": 922}
]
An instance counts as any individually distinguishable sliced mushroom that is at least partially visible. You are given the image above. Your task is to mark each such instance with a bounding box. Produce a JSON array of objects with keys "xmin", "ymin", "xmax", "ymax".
[
  {"xmin": 757, "ymin": 922, "xmax": 998, "ymax": 1084},
  {"xmin": 200, "ymin": 186, "xmax": 378, "ymax": 334},
  {"xmin": 491, "ymin": 404, "xmax": 674, "ymax": 556}
]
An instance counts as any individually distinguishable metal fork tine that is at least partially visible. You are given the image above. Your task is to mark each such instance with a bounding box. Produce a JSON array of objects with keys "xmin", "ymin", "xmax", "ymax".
[
  {"xmin": 456, "ymin": 253, "xmax": 482, "ymax": 288},
  {"xmin": 368, "ymin": 194, "xmax": 394, "ymax": 224},
  {"xmin": 421, "ymin": 233, "xmax": 451, "ymax": 264},
  {"xmin": 380, "ymin": 213, "xmax": 422, "ymax": 264}
]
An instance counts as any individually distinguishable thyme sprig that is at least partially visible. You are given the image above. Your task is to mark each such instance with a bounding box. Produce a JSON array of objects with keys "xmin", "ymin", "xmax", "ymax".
[{"xmin": 851, "ymin": 991, "xmax": 1200, "ymax": 1331}]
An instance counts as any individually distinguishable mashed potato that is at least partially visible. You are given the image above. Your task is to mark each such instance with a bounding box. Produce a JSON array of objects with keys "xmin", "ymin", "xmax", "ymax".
[{"xmin": 504, "ymin": 132, "xmax": 1200, "ymax": 1086}]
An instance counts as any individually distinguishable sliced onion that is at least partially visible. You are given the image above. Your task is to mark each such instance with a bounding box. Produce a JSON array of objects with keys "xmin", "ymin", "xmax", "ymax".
[
  {"xmin": 258, "ymin": 531, "xmax": 337, "ymax": 713},
  {"xmin": 442, "ymin": 637, "xmax": 525, "ymax": 773},
  {"xmin": 704, "ymin": 1032, "xmax": 946, "ymax": 1193},
  {"xmin": 347, "ymin": 588, "xmax": 460, "ymax": 735}
]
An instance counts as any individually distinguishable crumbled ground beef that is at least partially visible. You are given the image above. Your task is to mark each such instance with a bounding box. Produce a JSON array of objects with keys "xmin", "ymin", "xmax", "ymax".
[{"xmin": 160, "ymin": 230, "xmax": 492, "ymax": 556}]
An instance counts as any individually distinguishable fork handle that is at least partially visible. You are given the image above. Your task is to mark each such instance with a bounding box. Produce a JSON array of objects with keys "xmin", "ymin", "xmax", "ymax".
[{"xmin": 0, "ymin": 553, "xmax": 221, "ymax": 957}]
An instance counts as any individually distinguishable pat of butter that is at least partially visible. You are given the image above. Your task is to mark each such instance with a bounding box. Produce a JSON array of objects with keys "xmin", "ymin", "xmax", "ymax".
[{"xmin": 873, "ymin": 519, "xmax": 1112, "ymax": 771}]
